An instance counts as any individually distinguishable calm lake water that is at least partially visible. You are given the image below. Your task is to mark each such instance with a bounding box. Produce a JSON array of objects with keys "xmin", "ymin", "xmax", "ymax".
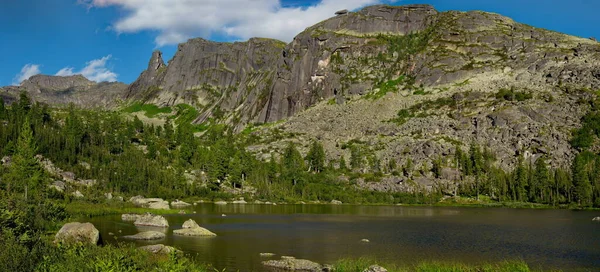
[{"xmin": 89, "ymin": 204, "xmax": 600, "ymax": 271}]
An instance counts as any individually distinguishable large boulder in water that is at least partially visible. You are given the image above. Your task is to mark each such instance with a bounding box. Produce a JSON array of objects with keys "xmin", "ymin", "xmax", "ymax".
[
  {"xmin": 133, "ymin": 213, "xmax": 169, "ymax": 228},
  {"xmin": 123, "ymin": 231, "xmax": 165, "ymax": 240},
  {"xmin": 173, "ymin": 219, "xmax": 216, "ymax": 236},
  {"xmin": 262, "ymin": 257, "xmax": 322, "ymax": 271},
  {"xmin": 139, "ymin": 244, "xmax": 180, "ymax": 255},
  {"xmin": 54, "ymin": 222, "xmax": 100, "ymax": 245}
]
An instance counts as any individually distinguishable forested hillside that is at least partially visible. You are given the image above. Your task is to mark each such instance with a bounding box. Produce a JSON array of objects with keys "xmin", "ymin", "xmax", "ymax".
[{"xmin": 1, "ymin": 93, "xmax": 600, "ymax": 207}]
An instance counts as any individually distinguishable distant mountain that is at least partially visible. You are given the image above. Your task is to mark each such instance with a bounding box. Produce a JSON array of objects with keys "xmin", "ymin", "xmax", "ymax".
[{"xmin": 0, "ymin": 74, "xmax": 126, "ymax": 108}]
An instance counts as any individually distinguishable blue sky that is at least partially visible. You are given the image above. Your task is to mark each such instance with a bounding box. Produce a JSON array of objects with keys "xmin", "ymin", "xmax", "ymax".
[{"xmin": 1, "ymin": 0, "xmax": 599, "ymax": 86}]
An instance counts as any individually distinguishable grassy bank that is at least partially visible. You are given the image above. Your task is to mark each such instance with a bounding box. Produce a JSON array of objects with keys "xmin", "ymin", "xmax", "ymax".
[{"xmin": 333, "ymin": 258, "xmax": 546, "ymax": 272}]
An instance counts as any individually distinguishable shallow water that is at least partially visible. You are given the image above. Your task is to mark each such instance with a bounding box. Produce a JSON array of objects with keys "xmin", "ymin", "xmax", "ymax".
[{"xmin": 89, "ymin": 204, "xmax": 600, "ymax": 271}]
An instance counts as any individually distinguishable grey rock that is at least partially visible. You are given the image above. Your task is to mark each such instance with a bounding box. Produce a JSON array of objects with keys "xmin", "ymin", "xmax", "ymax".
[
  {"xmin": 170, "ymin": 200, "xmax": 192, "ymax": 208},
  {"xmin": 121, "ymin": 213, "xmax": 142, "ymax": 221},
  {"xmin": 49, "ymin": 180, "xmax": 66, "ymax": 192},
  {"xmin": 593, "ymin": 217, "xmax": 600, "ymax": 221},
  {"xmin": 262, "ymin": 257, "xmax": 322, "ymax": 271},
  {"xmin": 363, "ymin": 265, "xmax": 388, "ymax": 272},
  {"xmin": 330, "ymin": 200, "xmax": 342, "ymax": 205},
  {"xmin": 123, "ymin": 231, "xmax": 165, "ymax": 240},
  {"xmin": 133, "ymin": 214, "xmax": 169, "ymax": 228},
  {"xmin": 54, "ymin": 222, "xmax": 100, "ymax": 245},
  {"xmin": 139, "ymin": 244, "xmax": 180, "ymax": 255},
  {"xmin": 72, "ymin": 190, "xmax": 84, "ymax": 198},
  {"xmin": 173, "ymin": 219, "xmax": 217, "ymax": 236}
]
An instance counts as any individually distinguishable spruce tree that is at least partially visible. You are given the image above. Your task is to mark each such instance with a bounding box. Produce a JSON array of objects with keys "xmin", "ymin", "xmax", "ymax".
[
  {"xmin": 305, "ymin": 141, "xmax": 325, "ymax": 172},
  {"xmin": 572, "ymin": 153, "xmax": 593, "ymax": 206},
  {"xmin": 7, "ymin": 118, "xmax": 42, "ymax": 197},
  {"xmin": 339, "ymin": 156, "xmax": 348, "ymax": 172},
  {"xmin": 282, "ymin": 142, "xmax": 305, "ymax": 186}
]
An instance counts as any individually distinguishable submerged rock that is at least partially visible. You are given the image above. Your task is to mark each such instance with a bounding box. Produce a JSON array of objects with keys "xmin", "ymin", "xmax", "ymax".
[
  {"xmin": 361, "ymin": 239, "xmax": 370, "ymax": 243},
  {"xmin": 139, "ymin": 244, "xmax": 180, "ymax": 255},
  {"xmin": 262, "ymin": 257, "xmax": 322, "ymax": 271},
  {"xmin": 54, "ymin": 222, "xmax": 100, "ymax": 245},
  {"xmin": 121, "ymin": 213, "xmax": 141, "ymax": 221},
  {"xmin": 123, "ymin": 231, "xmax": 165, "ymax": 240},
  {"xmin": 260, "ymin": 253, "xmax": 276, "ymax": 257},
  {"xmin": 214, "ymin": 201, "xmax": 227, "ymax": 205},
  {"xmin": 133, "ymin": 213, "xmax": 169, "ymax": 228},
  {"xmin": 173, "ymin": 219, "xmax": 216, "ymax": 236}
]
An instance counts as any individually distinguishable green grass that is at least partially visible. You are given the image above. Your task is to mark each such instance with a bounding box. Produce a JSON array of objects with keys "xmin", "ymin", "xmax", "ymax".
[
  {"xmin": 123, "ymin": 102, "xmax": 172, "ymax": 118},
  {"xmin": 334, "ymin": 258, "xmax": 537, "ymax": 272}
]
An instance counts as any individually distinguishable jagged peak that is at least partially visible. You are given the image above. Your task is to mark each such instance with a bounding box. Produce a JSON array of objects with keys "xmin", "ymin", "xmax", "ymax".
[{"xmin": 149, "ymin": 50, "xmax": 165, "ymax": 71}]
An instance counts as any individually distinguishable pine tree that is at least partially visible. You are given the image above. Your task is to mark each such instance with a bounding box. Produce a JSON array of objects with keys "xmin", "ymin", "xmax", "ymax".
[
  {"xmin": 305, "ymin": 141, "xmax": 325, "ymax": 172},
  {"xmin": 514, "ymin": 155, "xmax": 528, "ymax": 202},
  {"xmin": 0, "ymin": 97, "xmax": 5, "ymax": 119},
  {"xmin": 7, "ymin": 118, "xmax": 42, "ymax": 197},
  {"xmin": 282, "ymin": 142, "xmax": 305, "ymax": 186},
  {"xmin": 350, "ymin": 145, "xmax": 363, "ymax": 170},
  {"xmin": 572, "ymin": 153, "xmax": 593, "ymax": 206},
  {"xmin": 531, "ymin": 156, "xmax": 549, "ymax": 203}
]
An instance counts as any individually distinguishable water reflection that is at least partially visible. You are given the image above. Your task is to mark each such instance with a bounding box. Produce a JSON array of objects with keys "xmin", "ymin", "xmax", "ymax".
[{"xmin": 89, "ymin": 204, "xmax": 600, "ymax": 272}]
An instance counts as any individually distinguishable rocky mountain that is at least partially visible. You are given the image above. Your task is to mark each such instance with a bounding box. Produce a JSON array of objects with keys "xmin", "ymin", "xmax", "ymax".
[
  {"xmin": 0, "ymin": 74, "xmax": 127, "ymax": 108},
  {"xmin": 2, "ymin": 4, "xmax": 600, "ymax": 187}
]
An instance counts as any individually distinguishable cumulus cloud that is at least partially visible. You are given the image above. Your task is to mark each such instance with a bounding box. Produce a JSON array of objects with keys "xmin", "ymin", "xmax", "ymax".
[
  {"xmin": 81, "ymin": 0, "xmax": 384, "ymax": 46},
  {"xmin": 55, "ymin": 55, "xmax": 118, "ymax": 82},
  {"xmin": 12, "ymin": 64, "xmax": 42, "ymax": 85}
]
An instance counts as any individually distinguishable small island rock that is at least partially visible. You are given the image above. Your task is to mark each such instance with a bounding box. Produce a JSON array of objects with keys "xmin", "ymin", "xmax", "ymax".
[
  {"xmin": 134, "ymin": 213, "xmax": 169, "ymax": 228},
  {"xmin": 173, "ymin": 219, "xmax": 217, "ymax": 236},
  {"xmin": 124, "ymin": 231, "xmax": 165, "ymax": 240}
]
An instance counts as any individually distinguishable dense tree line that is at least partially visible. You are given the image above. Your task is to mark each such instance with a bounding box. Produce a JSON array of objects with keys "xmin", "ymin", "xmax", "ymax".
[{"xmin": 1, "ymin": 93, "xmax": 599, "ymax": 207}]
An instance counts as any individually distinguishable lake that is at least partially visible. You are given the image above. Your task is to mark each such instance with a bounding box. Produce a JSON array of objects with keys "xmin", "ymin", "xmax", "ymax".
[{"xmin": 89, "ymin": 204, "xmax": 600, "ymax": 271}]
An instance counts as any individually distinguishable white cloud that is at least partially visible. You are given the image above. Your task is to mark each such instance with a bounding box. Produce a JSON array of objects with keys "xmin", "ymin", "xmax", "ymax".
[
  {"xmin": 55, "ymin": 55, "xmax": 118, "ymax": 82},
  {"xmin": 82, "ymin": 0, "xmax": 383, "ymax": 46},
  {"xmin": 12, "ymin": 64, "xmax": 42, "ymax": 85}
]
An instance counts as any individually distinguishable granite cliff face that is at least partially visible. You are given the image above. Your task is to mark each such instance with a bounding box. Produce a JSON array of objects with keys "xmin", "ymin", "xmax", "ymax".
[
  {"xmin": 126, "ymin": 38, "xmax": 285, "ymax": 125},
  {"xmin": 126, "ymin": 4, "xmax": 599, "ymax": 131},
  {"xmin": 1, "ymin": 74, "xmax": 127, "ymax": 108}
]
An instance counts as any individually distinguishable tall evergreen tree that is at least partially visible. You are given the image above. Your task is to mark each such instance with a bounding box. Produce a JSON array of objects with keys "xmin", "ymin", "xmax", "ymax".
[
  {"xmin": 281, "ymin": 142, "xmax": 305, "ymax": 186},
  {"xmin": 572, "ymin": 153, "xmax": 593, "ymax": 206},
  {"xmin": 305, "ymin": 141, "xmax": 325, "ymax": 173},
  {"xmin": 6, "ymin": 118, "xmax": 42, "ymax": 197},
  {"xmin": 514, "ymin": 155, "xmax": 528, "ymax": 202}
]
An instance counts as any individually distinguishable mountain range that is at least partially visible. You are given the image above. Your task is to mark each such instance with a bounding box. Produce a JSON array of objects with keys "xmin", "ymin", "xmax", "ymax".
[{"xmin": 2, "ymin": 4, "xmax": 599, "ymax": 189}]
